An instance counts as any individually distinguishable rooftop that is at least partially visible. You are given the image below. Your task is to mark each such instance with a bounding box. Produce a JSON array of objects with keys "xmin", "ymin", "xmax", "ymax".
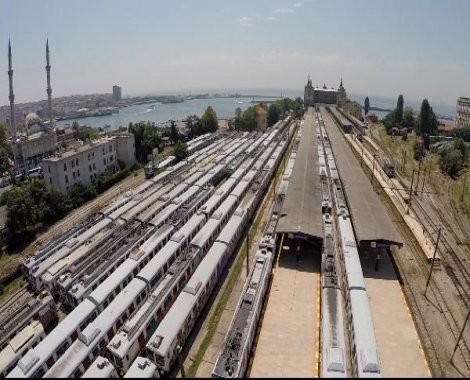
[{"xmin": 277, "ymin": 111, "xmax": 323, "ymax": 241}]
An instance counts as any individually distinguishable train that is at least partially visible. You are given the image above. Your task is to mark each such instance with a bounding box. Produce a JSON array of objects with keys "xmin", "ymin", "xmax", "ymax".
[
  {"xmin": 0, "ymin": 321, "xmax": 45, "ymax": 377},
  {"xmin": 318, "ymin": 108, "xmax": 382, "ymax": 378},
  {"xmin": 7, "ymin": 135, "xmax": 253, "ymax": 378},
  {"xmin": 104, "ymin": 138, "xmax": 276, "ymax": 375},
  {"xmin": 145, "ymin": 122, "xmax": 290, "ymax": 376},
  {"xmin": 211, "ymin": 122, "xmax": 297, "ymax": 378},
  {"xmin": 317, "ymin": 116, "xmax": 347, "ymax": 378}
]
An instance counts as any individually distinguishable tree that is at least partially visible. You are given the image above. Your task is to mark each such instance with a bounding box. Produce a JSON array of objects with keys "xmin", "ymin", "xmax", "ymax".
[
  {"xmin": 416, "ymin": 99, "xmax": 438, "ymax": 135},
  {"xmin": 382, "ymin": 110, "xmax": 396, "ymax": 134},
  {"xmin": 6, "ymin": 186, "xmax": 39, "ymax": 234},
  {"xmin": 267, "ymin": 103, "xmax": 281, "ymax": 127},
  {"xmin": 234, "ymin": 107, "xmax": 243, "ymax": 131},
  {"xmin": 40, "ymin": 186, "xmax": 71, "ymax": 222},
  {"xmin": 402, "ymin": 107, "xmax": 415, "ymax": 131},
  {"xmin": 199, "ymin": 106, "xmax": 218, "ymax": 134},
  {"xmin": 396, "ymin": 94, "xmax": 404, "ymax": 125},
  {"xmin": 170, "ymin": 120, "xmax": 179, "ymax": 144},
  {"xmin": 28, "ymin": 179, "xmax": 47, "ymax": 206},
  {"xmin": 293, "ymin": 97, "xmax": 304, "ymax": 118},
  {"xmin": 240, "ymin": 106, "xmax": 257, "ymax": 132},
  {"xmin": 440, "ymin": 148, "xmax": 464, "ymax": 178},
  {"xmin": 453, "ymin": 138, "xmax": 468, "ymax": 163},
  {"xmin": 129, "ymin": 122, "xmax": 162, "ymax": 162},
  {"xmin": 0, "ymin": 123, "xmax": 12, "ymax": 175},
  {"xmin": 68, "ymin": 182, "xmax": 97, "ymax": 208},
  {"xmin": 174, "ymin": 141, "xmax": 188, "ymax": 162},
  {"xmin": 364, "ymin": 97, "xmax": 370, "ymax": 116}
]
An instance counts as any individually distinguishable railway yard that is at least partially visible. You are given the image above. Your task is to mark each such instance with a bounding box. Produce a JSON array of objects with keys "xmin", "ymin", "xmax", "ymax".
[{"xmin": 0, "ymin": 105, "xmax": 468, "ymax": 378}]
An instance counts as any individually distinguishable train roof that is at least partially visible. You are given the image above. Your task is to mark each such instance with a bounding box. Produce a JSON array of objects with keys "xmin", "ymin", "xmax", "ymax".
[
  {"xmin": 46, "ymin": 281, "xmax": 146, "ymax": 378},
  {"xmin": 349, "ymin": 290, "xmax": 381, "ymax": 375},
  {"xmin": 277, "ymin": 115, "xmax": 324, "ymax": 241},
  {"xmin": 81, "ymin": 356, "xmax": 116, "ymax": 378},
  {"xmin": 147, "ymin": 242, "xmax": 224, "ymax": 357},
  {"xmin": 216, "ymin": 208, "xmax": 245, "ymax": 245},
  {"xmin": 124, "ymin": 357, "xmax": 156, "ymax": 378},
  {"xmin": 0, "ymin": 321, "xmax": 43, "ymax": 374},
  {"xmin": 12, "ymin": 299, "xmax": 96, "ymax": 377},
  {"xmin": 320, "ymin": 107, "xmax": 402, "ymax": 247}
]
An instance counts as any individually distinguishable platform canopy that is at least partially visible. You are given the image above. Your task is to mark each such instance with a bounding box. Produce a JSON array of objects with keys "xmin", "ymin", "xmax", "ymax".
[{"xmin": 277, "ymin": 110, "xmax": 323, "ymax": 243}]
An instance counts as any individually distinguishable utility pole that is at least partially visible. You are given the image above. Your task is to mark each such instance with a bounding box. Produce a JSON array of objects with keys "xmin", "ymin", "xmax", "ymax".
[
  {"xmin": 415, "ymin": 159, "xmax": 423, "ymax": 194},
  {"xmin": 406, "ymin": 169, "xmax": 415, "ymax": 215},
  {"xmin": 420, "ymin": 168, "xmax": 427, "ymax": 198},
  {"xmin": 424, "ymin": 227, "xmax": 441, "ymax": 296},
  {"xmin": 461, "ymin": 171, "xmax": 467, "ymax": 204},
  {"xmin": 450, "ymin": 309, "xmax": 470, "ymax": 363}
]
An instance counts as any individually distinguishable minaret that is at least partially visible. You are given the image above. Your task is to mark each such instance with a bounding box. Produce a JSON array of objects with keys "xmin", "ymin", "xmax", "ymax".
[
  {"xmin": 46, "ymin": 38, "xmax": 53, "ymax": 130},
  {"xmin": 8, "ymin": 39, "xmax": 16, "ymax": 139}
]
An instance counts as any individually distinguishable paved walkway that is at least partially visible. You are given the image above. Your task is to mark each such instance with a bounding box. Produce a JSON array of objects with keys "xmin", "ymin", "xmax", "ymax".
[
  {"xmin": 250, "ymin": 240, "xmax": 320, "ymax": 378},
  {"xmin": 361, "ymin": 248, "xmax": 431, "ymax": 378}
]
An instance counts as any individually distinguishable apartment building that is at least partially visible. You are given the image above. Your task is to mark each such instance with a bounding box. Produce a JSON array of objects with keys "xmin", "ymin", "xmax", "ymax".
[{"xmin": 41, "ymin": 134, "xmax": 135, "ymax": 192}]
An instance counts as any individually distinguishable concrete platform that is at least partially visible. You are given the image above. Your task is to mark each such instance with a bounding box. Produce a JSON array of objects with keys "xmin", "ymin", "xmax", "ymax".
[
  {"xmin": 250, "ymin": 239, "xmax": 320, "ymax": 378},
  {"xmin": 360, "ymin": 247, "xmax": 431, "ymax": 378}
]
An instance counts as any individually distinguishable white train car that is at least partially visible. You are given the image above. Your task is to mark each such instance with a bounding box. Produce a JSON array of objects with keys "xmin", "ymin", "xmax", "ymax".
[
  {"xmin": 105, "ymin": 153, "xmax": 266, "ymax": 374},
  {"xmin": 145, "ymin": 235, "xmax": 244, "ymax": 374},
  {"xmin": 124, "ymin": 357, "xmax": 158, "ymax": 378},
  {"xmin": 39, "ymin": 139, "xmax": 258, "ymax": 378},
  {"xmin": 81, "ymin": 356, "xmax": 118, "ymax": 378},
  {"xmin": 0, "ymin": 321, "xmax": 45, "ymax": 377},
  {"xmin": 145, "ymin": 138, "xmax": 283, "ymax": 375},
  {"xmin": 211, "ymin": 246, "xmax": 274, "ymax": 378}
]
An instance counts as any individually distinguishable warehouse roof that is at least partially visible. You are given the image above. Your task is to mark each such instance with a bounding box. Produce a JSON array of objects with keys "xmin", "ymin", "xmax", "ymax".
[
  {"xmin": 277, "ymin": 111, "xmax": 323, "ymax": 241},
  {"xmin": 320, "ymin": 107, "xmax": 402, "ymax": 247}
]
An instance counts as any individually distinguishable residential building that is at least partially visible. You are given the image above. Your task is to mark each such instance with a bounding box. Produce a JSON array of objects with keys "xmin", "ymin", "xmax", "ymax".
[
  {"xmin": 41, "ymin": 134, "xmax": 135, "ymax": 192},
  {"xmin": 112, "ymin": 85, "xmax": 122, "ymax": 101},
  {"xmin": 456, "ymin": 97, "xmax": 470, "ymax": 128}
]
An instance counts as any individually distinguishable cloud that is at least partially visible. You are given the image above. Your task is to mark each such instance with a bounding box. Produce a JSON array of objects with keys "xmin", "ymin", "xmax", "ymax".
[
  {"xmin": 265, "ymin": 16, "xmax": 277, "ymax": 21},
  {"xmin": 293, "ymin": 2, "xmax": 303, "ymax": 8},
  {"xmin": 272, "ymin": 8, "xmax": 294, "ymax": 14},
  {"xmin": 238, "ymin": 16, "xmax": 252, "ymax": 27}
]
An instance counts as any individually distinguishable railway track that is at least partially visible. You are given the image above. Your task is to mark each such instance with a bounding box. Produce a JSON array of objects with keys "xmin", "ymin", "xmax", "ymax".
[
  {"xmin": 351, "ymin": 125, "xmax": 470, "ymax": 375},
  {"xmin": 0, "ymin": 286, "xmax": 30, "ymax": 322}
]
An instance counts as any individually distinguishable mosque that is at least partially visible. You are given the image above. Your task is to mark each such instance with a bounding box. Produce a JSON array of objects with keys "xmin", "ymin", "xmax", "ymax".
[{"xmin": 7, "ymin": 39, "xmax": 58, "ymax": 175}]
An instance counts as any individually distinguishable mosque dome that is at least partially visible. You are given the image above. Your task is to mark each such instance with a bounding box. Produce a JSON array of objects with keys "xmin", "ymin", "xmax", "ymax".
[{"xmin": 25, "ymin": 112, "xmax": 42, "ymax": 127}]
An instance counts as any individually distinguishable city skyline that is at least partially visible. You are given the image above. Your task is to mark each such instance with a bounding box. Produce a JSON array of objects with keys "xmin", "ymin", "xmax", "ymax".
[{"xmin": 1, "ymin": 0, "xmax": 469, "ymax": 107}]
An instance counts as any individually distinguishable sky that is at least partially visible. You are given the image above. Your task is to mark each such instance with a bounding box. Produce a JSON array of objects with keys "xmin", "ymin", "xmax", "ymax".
[{"xmin": 1, "ymin": 0, "xmax": 469, "ymax": 109}]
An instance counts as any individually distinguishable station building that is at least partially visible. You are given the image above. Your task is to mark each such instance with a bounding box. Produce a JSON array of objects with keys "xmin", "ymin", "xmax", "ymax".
[
  {"xmin": 304, "ymin": 76, "xmax": 347, "ymax": 107},
  {"xmin": 41, "ymin": 133, "xmax": 136, "ymax": 192}
]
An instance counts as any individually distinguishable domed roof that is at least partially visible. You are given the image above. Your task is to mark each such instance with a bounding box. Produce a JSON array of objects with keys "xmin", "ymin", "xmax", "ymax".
[{"xmin": 25, "ymin": 112, "xmax": 42, "ymax": 127}]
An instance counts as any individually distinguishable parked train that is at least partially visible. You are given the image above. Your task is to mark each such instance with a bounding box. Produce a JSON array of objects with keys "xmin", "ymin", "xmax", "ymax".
[
  {"xmin": 211, "ymin": 122, "xmax": 296, "ymax": 378},
  {"xmin": 317, "ymin": 117, "xmax": 347, "ymax": 378},
  {"xmin": 145, "ymin": 127, "xmax": 289, "ymax": 376},
  {"xmin": 105, "ymin": 140, "xmax": 275, "ymax": 375},
  {"xmin": 318, "ymin": 108, "xmax": 381, "ymax": 378},
  {"xmin": 7, "ymin": 136, "xmax": 252, "ymax": 378}
]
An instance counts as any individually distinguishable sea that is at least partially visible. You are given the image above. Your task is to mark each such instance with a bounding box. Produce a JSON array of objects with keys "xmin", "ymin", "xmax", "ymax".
[{"xmin": 56, "ymin": 88, "xmax": 455, "ymax": 131}]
